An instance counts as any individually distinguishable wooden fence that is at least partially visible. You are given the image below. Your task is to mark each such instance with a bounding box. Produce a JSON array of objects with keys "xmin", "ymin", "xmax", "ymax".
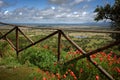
[{"xmin": 0, "ymin": 22, "xmax": 120, "ymax": 80}]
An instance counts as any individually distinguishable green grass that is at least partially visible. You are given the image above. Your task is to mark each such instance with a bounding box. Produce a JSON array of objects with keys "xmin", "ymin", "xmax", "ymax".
[
  {"xmin": 0, "ymin": 66, "xmax": 36, "ymax": 80},
  {"xmin": 0, "ymin": 65, "xmax": 57, "ymax": 80},
  {"xmin": 0, "ymin": 29, "xmax": 120, "ymax": 80}
]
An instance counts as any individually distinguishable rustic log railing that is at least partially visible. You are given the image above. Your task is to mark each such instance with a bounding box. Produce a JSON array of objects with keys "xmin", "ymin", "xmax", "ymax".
[{"xmin": 0, "ymin": 22, "xmax": 120, "ymax": 80}]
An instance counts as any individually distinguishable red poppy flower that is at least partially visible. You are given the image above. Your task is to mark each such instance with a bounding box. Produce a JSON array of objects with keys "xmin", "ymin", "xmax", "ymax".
[
  {"xmin": 95, "ymin": 75, "xmax": 99, "ymax": 80},
  {"xmin": 70, "ymin": 71, "xmax": 76, "ymax": 77},
  {"xmin": 91, "ymin": 54, "xmax": 96, "ymax": 58},
  {"xmin": 43, "ymin": 77, "xmax": 47, "ymax": 80},
  {"xmin": 63, "ymin": 74, "xmax": 67, "ymax": 78},
  {"xmin": 56, "ymin": 73, "xmax": 61, "ymax": 79},
  {"xmin": 99, "ymin": 57, "xmax": 103, "ymax": 62},
  {"xmin": 80, "ymin": 68, "xmax": 83, "ymax": 73},
  {"xmin": 116, "ymin": 67, "xmax": 120, "ymax": 73},
  {"xmin": 34, "ymin": 77, "xmax": 36, "ymax": 80}
]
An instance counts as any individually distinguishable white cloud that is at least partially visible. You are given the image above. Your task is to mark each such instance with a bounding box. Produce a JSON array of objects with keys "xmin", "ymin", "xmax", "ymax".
[
  {"xmin": 0, "ymin": 0, "xmax": 4, "ymax": 7},
  {"xmin": 0, "ymin": 0, "xmax": 6, "ymax": 8},
  {"xmin": 51, "ymin": 6, "xmax": 55, "ymax": 10},
  {"xmin": 48, "ymin": 0, "xmax": 92, "ymax": 7},
  {"xmin": 71, "ymin": 0, "xmax": 84, "ymax": 5},
  {"xmin": 0, "ymin": 0, "xmax": 12, "ymax": 8},
  {"xmin": 0, "ymin": 0, "xmax": 95, "ymax": 23},
  {"xmin": 75, "ymin": 0, "xmax": 84, "ymax": 3},
  {"xmin": 73, "ymin": 12, "xmax": 78, "ymax": 14},
  {"xmin": 48, "ymin": 0, "xmax": 68, "ymax": 5},
  {"xmin": 0, "ymin": 6, "xmax": 95, "ymax": 23},
  {"xmin": 4, "ymin": 10, "xmax": 9, "ymax": 15},
  {"xmin": 82, "ymin": 12, "xmax": 87, "ymax": 16},
  {"xmin": 19, "ymin": 12, "xmax": 22, "ymax": 15},
  {"xmin": 0, "ymin": 0, "xmax": 3, "ymax": 4}
]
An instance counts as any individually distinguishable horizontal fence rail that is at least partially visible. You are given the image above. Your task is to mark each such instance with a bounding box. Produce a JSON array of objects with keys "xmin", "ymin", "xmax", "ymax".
[{"xmin": 0, "ymin": 22, "xmax": 120, "ymax": 80}]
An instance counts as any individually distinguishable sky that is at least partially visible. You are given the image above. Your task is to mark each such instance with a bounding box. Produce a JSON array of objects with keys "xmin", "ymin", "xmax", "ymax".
[{"xmin": 0, "ymin": 0, "xmax": 114, "ymax": 23}]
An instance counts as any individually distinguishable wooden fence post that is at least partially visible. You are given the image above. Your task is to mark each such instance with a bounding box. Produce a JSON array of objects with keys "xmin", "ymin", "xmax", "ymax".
[
  {"xmin": 16, "ymin": 26, "xmax": 19, "ymax": 58},
  {"xmin": 60, "ymin": 30, "xmax": 116, "ymax": 80},
  {"xmin": 0, "ymin": 22, "xmax": 119, "ymax": 80},
  {"xmin": 58, "ymin": 30, "xmax": 61, "ymax": 62}
]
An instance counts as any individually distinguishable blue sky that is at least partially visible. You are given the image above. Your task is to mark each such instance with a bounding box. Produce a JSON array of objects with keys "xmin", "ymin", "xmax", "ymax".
[{"xmin": 0, "ymin": 0, "xmax": 114, "ymax": 23}]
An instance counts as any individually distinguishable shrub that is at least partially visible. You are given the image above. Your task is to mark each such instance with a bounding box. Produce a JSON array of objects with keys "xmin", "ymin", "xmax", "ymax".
[{"xmin": 20, "ymin": 47, "xmax": 58, "ymax": 73}]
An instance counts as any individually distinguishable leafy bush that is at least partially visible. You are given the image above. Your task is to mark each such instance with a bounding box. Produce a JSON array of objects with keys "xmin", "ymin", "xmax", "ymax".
[
  {"xmin": 20, "ymin": 47, "xmax": 58, "ymax": 73},
  {"xmin": 0, "ymin": 41, "xmax": 10, "ymax": 57},
  {"xmin": 0, "ymin": 56, "xmax": 21, "ymax": 67}
]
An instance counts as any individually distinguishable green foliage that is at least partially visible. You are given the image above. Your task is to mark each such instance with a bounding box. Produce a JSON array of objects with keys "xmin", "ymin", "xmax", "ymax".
[
  {"xmin": 94, "ymin": 0, "xmax": 120, "ymax": 44},
  {"xmin": 0, "ymin": 29, "xmax": 120, "ymax": 80},
  {"xmin": 20, "ymin": 47, "xmax": 58, "ymax": 73},
  {"xmin": 28, "ymin": 71, "xmax": 43, "ymax": 80},
  {"xmin": 0, "ymin": 56, "xmax": 21, "ymax": 67},
  {"xmin": 0, "ymin": 41, "xmax": 8, "ymax": 51},
  {"xmin": 0, "ymin": 41, "xmax": 12, "ymax": 57},
  {"xmin": 0, "ymin": 40, "xmax": 20, "ymax": 67},
  {"xmin": 94, "ymin": 0, "xmax": 120, "ymax": 23}
]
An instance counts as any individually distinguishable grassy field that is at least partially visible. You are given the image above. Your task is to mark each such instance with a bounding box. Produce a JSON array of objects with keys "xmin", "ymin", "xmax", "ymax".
[
  {"xmin": 0, "ymin": 27, "xmax": 120, "ymax": 80},
  {"xmin": 0, "ymin": 66, "xmax": 35, "ymax": 80},
  {"xmin": 0, "ymin": 65, "xmax": 57, "ymax": 80}
]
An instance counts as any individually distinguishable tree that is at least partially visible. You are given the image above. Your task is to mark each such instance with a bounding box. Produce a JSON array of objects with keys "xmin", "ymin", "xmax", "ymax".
[{"xmin": 94, "ymin": 0, "xmax": 120, "ymax": 49}]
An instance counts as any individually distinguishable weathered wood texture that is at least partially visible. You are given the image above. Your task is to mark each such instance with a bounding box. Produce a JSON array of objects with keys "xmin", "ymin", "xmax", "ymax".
[
  {"xmin": 57, "ymin": 30, "xmax": 61, "ymax": 62},
  {"xmin": 18, "ymin": 30, "xmax": 58, "ymax": 52},
  {"xmin": 18, "ymin": 27, "xmax": 34, "ymax": 44},
  {"xmin": 16, "ymin": 27, "xmax": 19, "ymax": 57},
  {"xmin": 0, "ymin": 32, "xmax": 16, "ymax": 50},
  {"xmin": 60, "ymin": 30, "xmax": 115, "ymax": 80}
]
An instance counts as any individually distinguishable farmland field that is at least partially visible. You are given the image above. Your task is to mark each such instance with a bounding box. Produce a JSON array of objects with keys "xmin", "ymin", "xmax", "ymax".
[{"xmin": 0, "ymin": 26, "xmax": 120, "ymax": 80}]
